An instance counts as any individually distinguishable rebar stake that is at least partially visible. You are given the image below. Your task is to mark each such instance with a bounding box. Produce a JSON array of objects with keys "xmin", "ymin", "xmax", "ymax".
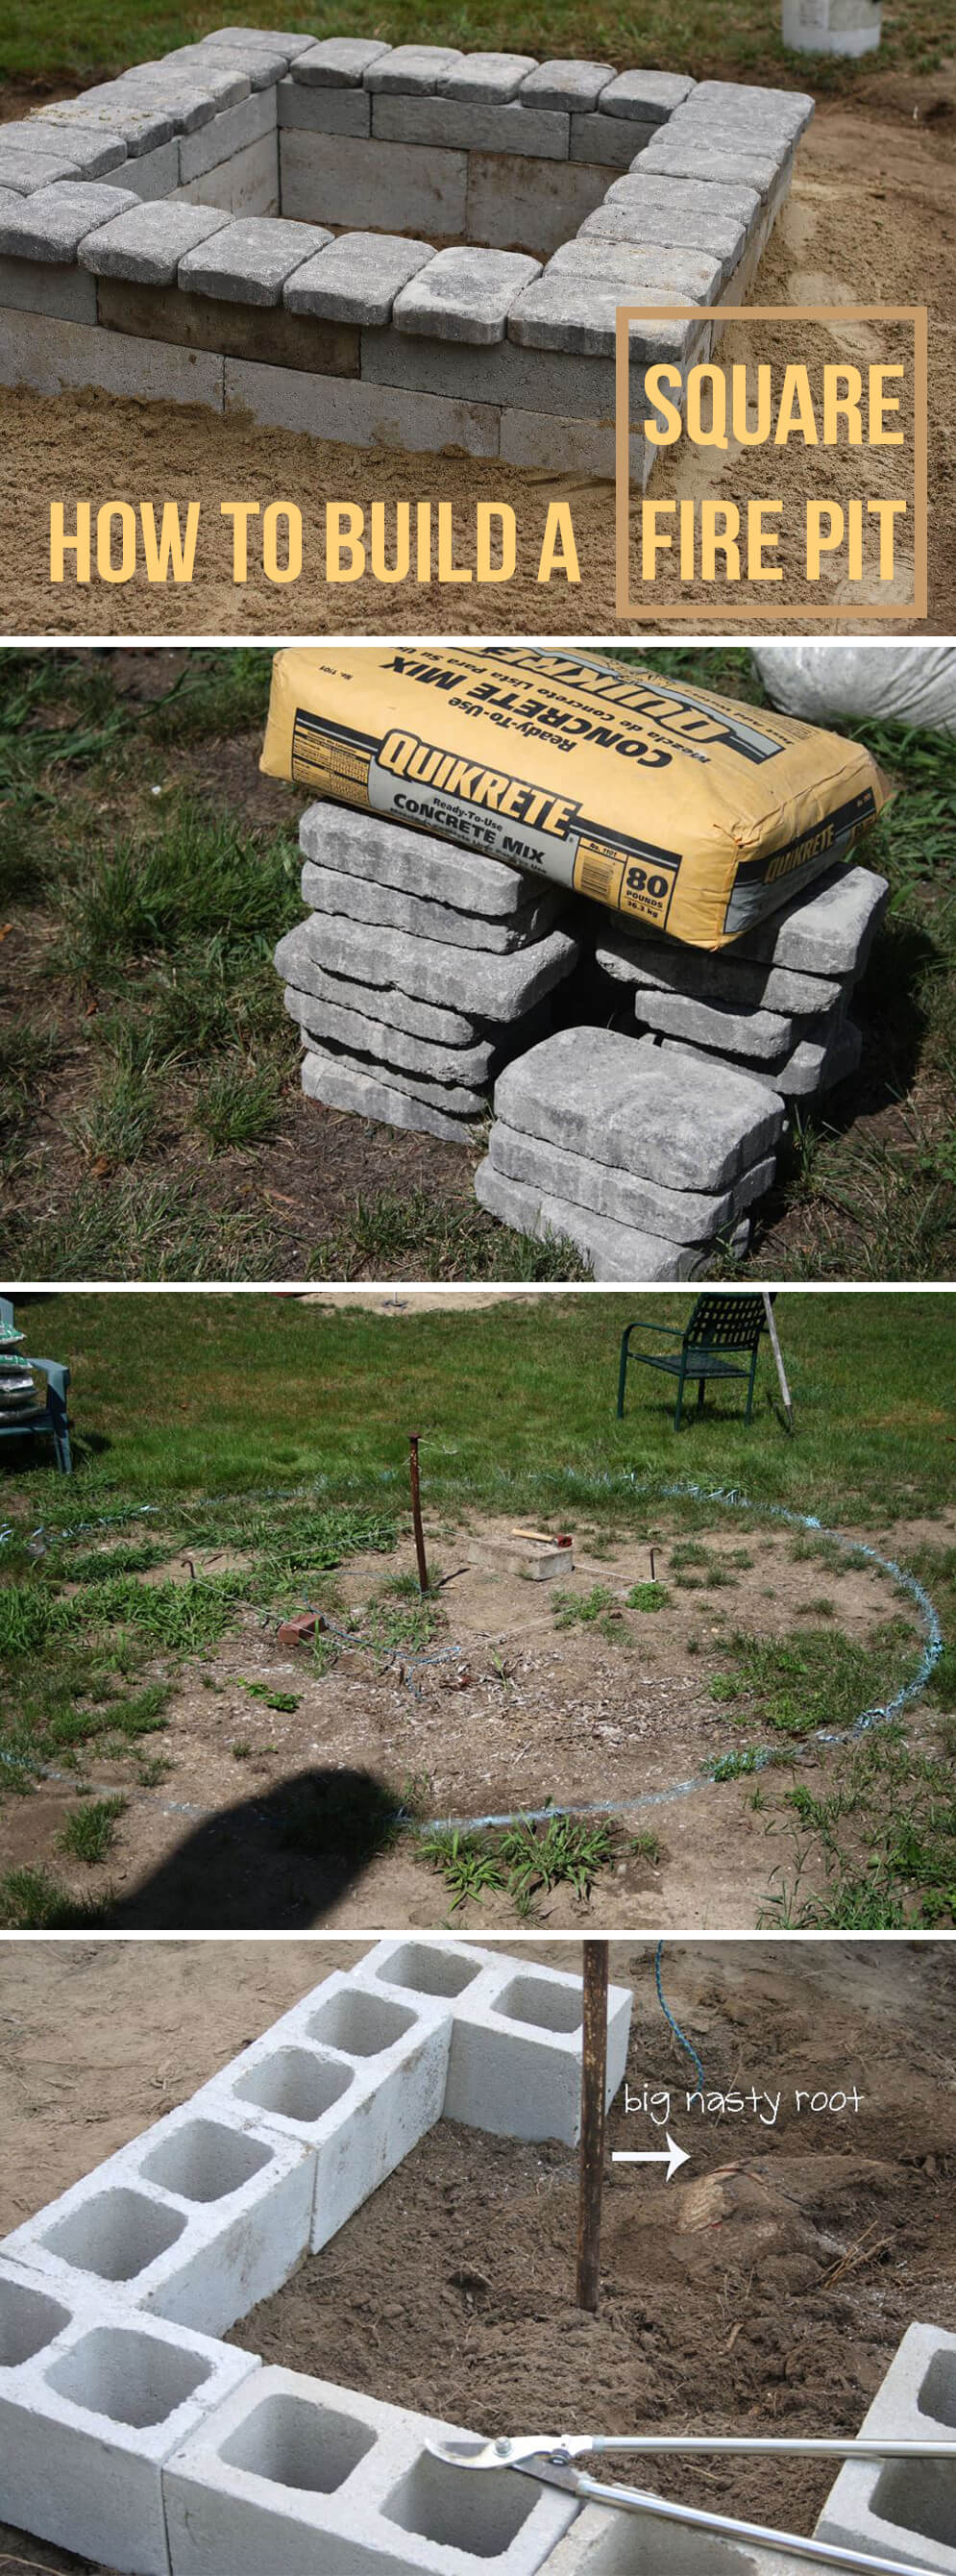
[
  {"xmin": 576, "ymin": 1939, "xmax": 608, "ymax": 2313},
  {"xmin": 408, "ymin": 1433, "xmax": 429, "ymax": 1598}
]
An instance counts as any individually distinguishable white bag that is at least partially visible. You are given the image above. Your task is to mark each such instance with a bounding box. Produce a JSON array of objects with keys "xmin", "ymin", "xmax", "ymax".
[{"xmin": 753, "ymin": 646, "xmax": 956, "ymax": 738}]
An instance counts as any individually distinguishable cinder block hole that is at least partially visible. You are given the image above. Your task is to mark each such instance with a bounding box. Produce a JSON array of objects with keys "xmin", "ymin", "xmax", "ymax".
[
  {"xmin": 383, "ymin": 2453, "xmax": 535, "ymax": 2556},
  {"xmin": 920, "ymin": 2352, "xmax": 956, "ymax": 2428},
  {"xmin": 305, "ymin": 1989, "xmax": 418, "ymax": 2057},
  {"xmin": 234, "ymin": 2045, "xmax": 354, "ymax": 2124},
  {"xmin": 494, "ymin": 1974, "xmax": 582, "ymax": 2036},
  {"xmin": 44, "ymin": 2325, "xmax": 210, "ymax": 2429},
  {"xmin": 376, "ymin": 1943, "xmax": 482, "ymax": 1999},
  {"xmin": 139, "ymin": 2118, "xmax": 274, "ymax": 2204},
  {"xmin": 42, "ymin": 2186, "xmax": 187, "ymax": 2283},
  {"xmin": 219, "ymin": 2390, "xmax": 377, "ymax": 2492},
  {"xmin": 871, "ymin": 2461, "xmax": 956, "ymax": 2550},
  {"xmin": 0, "ymin": 2277, "xmax": 70, "ymax": 2368}
]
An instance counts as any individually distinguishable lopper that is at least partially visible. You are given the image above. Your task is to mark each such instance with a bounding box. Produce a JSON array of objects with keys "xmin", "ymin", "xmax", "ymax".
[{"xmin": 428, "ymin": 2431, "xmax": 956, "ymax": 2576}]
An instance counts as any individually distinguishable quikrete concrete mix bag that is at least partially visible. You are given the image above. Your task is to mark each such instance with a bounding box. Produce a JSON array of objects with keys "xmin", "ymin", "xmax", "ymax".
[{"xmin": 260, "ymin": 647, "xmax": 890, "ymax": 951}]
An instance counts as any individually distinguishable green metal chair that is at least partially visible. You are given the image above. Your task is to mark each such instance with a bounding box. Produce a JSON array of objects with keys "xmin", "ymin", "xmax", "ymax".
[
  {"xmin": 0, "ymin": 1298, "xmax": 72, "ymax": 1474},
  {"xmin": 617, "ymin": 1292, "xmax": 771, "ymax": 1431}
]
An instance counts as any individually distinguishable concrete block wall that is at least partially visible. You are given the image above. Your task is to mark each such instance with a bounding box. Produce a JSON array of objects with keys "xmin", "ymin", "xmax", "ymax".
[
  {"xmin": 164, "ymin": 2365, "xmax": 578, "ymax": 2576},
  {"xmin": 0, "ymin": 1942, "xmax": 632, "ymax": 2576},
  {"xmin": 816, "ymin": 2324, "xmax": 956, "ymax": 2572},
  {"xmin": 0, "ymin": 36, "xmax": 812, "ymax": 468},
  {"xmin": 278, "ymin": 801, "xmax": 580, "ymax": 1143}
]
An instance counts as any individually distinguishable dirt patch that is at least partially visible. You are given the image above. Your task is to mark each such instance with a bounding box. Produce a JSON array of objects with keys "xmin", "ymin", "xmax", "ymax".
[
  {"xmin": 4, "ymin": 1508, "xmax": 944, "ymax": 1931},
  {"xmin": 221, "ymin": 1939, "xmax": 956, "ymax": 2539},
  {"xmin": 0, "ymin": 104, "xmax": 951, "ymax": 636}
]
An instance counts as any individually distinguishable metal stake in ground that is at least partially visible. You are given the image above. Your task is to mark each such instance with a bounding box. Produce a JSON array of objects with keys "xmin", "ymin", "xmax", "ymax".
[
  {"xmin": 408, "ymin": 1433, "xmax": 429, "ymax": 1598},
  {"xmin": 576, "ymin": 1940, "xmax": 608, "ymax": 2313},
  {"xmin": 762, "ymin": 1293, "xmax": 795, "ymax": 1435}
]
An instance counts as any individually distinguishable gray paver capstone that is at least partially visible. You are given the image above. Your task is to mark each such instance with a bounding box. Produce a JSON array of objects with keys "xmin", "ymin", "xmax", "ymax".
[
  {"xmin": 474, "ymin": 1158, "xmax": 698, "ymax": 1280},
  {"xmin": 519, "ymin": 61, "xmax": 614, "ymax": 109},
  {"xmin": 300, "ymin": 857, "xmax": 563, "ymax": 953},
  {"xmin": 493, "ymin": 1026, "xmax": 785, "ymax": 1189},
  {"xmin": 394, "ymin": 245, "xmax": 542, "ymax": 345},
  {"xmin": 285, "ymin": 986, "xmax": 497, "ymax": 1086},
  {"xmin": 488, "ymin": 1117, "xmax": 777, "ymax": 1244},
  {"xmin": 284, "ymin": 231, "xmax": 433, "ymax": 324},
  {"xmin": 299, "ymin": 801, "xmax": 537, "ymax": 919},
  {"xmin": 365, "ymin": 46, "xmax": 465, "ymax": 92},
  {"xmin": 0, "ymin": 179, "xmax": 137, "ymax": 260},
  {"xmin": 442, "ymin": 54, "xmax": 539, "ymax": 101},
  {"xmin": 78, "ymin": 198, "xmax": 231, "ymax": 283},
  {"xmin": 274, "ymin": 924, "xmax": 482, "ymax": 1046},
  {"xmin": 302, "ymin": 1048, "xmax": 482, "ymax": 1140},
  {"xmin": 292, "ymin": 38, "xmax": 392, "ymax": 86},
  {"xmin": 303, "ymin": 912, "xmax": 578, "ymax": 1019},
  {"xmin": 178, "ymin": 214, "xmax": 331, "ymax": 303},
  {"xmin": 598, "ymin": 69, "xmax": 697, "ymax": 119}
]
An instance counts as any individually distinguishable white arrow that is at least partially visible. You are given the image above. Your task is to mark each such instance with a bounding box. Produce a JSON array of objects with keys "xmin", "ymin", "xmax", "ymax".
[{"xmin": 611, "ymin": 2133, "xmax": 689, "ymax": 2183}]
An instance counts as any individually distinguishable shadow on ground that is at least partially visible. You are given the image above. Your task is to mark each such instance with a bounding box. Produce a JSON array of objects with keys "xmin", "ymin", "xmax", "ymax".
[{"xmin": 93, "ymin": 1766, "xmax": 402, "ymax": 1929}]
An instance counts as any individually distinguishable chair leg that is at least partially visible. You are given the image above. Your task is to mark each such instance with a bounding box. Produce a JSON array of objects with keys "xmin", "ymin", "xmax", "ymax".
[
  {"xmin": 616, "ymin": 1330, "xmax": 630, "ymax": 1422},
  {"xmin": 697, "ymin": 1375, "xmax": 706, "ymax": 1412},
  {"xmin": 55, "ymin": 1429, "xmax": 72, "ymax": 1474},
  {"xmin": 746, "ymin": 1349, "xmax": 758, "ymax": 1425},
  {"xmin": 674, "ymin": 1354, "xmax": 688, "ymax": 1431}
]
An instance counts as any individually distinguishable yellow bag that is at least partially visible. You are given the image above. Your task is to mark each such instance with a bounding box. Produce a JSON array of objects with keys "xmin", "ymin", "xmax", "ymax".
[{"xmin": 261, "ymin": 647, "xmax": 889, "ymax": 951}]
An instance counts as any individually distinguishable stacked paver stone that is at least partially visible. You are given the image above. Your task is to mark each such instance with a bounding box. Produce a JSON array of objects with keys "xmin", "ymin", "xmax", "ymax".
[
  {"xmin": 274, "ymin": 803, "xmax": 580, "ymax": 1143},
  {"xmin": 0, "ymin": 37, "xmax": 812, "ymax": 473},
  {"xmin": 475, "ymin": 862, "xmax": 889, "ymax": 1278},
  {"xmin": 593, "ymin": 861, "xmax": 891, "ymax": 1101}
]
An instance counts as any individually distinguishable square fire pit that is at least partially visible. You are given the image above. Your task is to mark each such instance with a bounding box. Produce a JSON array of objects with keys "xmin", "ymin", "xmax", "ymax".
[{"xmin": 0, "ymin": 36, "xmax": 813, "ymax": 474}]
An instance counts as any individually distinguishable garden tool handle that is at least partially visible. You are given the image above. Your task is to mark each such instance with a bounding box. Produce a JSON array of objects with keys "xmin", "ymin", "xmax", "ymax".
[{"xmin": 552, "ymin": 2465, "xmax": 946, "ymax": 2576}]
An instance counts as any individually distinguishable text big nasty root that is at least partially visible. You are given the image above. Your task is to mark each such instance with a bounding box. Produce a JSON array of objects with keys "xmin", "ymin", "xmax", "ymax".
[{"xmin": 48, "ymin": 356, "xmax": 913, "ymax": 595}]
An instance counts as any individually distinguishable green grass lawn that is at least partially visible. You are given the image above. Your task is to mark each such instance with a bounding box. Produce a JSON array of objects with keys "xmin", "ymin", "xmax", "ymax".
[
  {"xmin": 1, "ymin": 1288, "xmax": 952, "ymax": 1927},
  {"xmin": 2, "ymin": 648, "xmax": 953, "ymax": 1283},
  {"xmin": 3, "ymin": 0, "xmax": 947, "ymax": 99}
]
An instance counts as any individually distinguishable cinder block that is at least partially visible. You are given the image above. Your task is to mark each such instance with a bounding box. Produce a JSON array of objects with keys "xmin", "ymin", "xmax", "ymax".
[
  {"xmin": 569, "ymin": 113, "xmax": 655, "ymax": 165},
  {"xmin": 0, "ymin": 305, "xmax": 224, "ymax": 407},
  {"xmin": 301, "ymin": 1049, "xmax": 482, "ymax": 1142},
  {"xmin": 0, "ymin": 2284, "xmax": 257, "ymax": 2576},
  {"xmin": 118, "ymin": 139, "xmax": 183, "ymax": 201},
  {"xmin": 356, "ymin": 1935, "xmax": 501, "ymax": 2005},
  {"xmin": 279, "ymin": 129, "xmax": 468, "ymax": 235},
  {"xmin": 195, "ymin": 1970, "xmax": 453, "ymax": 2251},
  {"xmin": 500, "ymin": 405, "xmax": 651, "ymax": 485},
  {"xmin": 0, "ymin": 250, "xmax": 97, "ymax": 320},
  {"xmin": 96, "ymin": 273, "xmax": 359, "ymax": 373},
  {"xmin": 360, "ymin": 325, "xmax": 621, "ymax": 427},
  {"xmin": 474, "ymin": 1157, "xmax": 696, "ymax": 1281},
  {"xmin": 488, "ymin": 1117, "xmax": 776, "ymax": 1247},
  {"xmin": 300, "ymin": 856, "xmax": 561, "ymax": 953},
  {"xmin": 817, "ymin": 2325, "xmax": 956, "ymax": 2574},
  {"xmin": 2, "ymin": 2107, "xmax": 314, "ymax": 2337},
  {"xmin": 441, "ymin": 1956, "xmax": 632, "ymax": 2142},
  {"xmin": 465, "ymin": 149, "xmax": 611, "ymax": 256},
  {"xmin": 164, "ymin": 2366, "xmax": 577, "ymax": 2576},
  {"xmin": 278, "ymin": 77, "xmax": 372, "ymax": 135},
  {"xmin": 543, "ymin": 2498, "xmax": 806, "ymax": 2576},
  {"xmin": 179, "ymin": 87, "xmax": 276, "ymax": 184},
  {"xmin": 371, "ymin": 95, "xmax": 570, "ymax": 159},
  {"xmin": 225, "ymin": 352, "xmax": 500, "ymax": 454},
  {"xmin": 174, "ymin": 133, "xmax": 279, "ymax": 217},
  {"xmin": 493, "ymin": 1028, "xmax": 785, "ymax": 1192}
]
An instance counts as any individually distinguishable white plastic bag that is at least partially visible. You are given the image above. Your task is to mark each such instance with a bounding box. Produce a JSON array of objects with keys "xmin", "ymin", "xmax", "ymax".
[{"xmin": 753, "ymin": 646, "xmax": 956, "ymax": 738}]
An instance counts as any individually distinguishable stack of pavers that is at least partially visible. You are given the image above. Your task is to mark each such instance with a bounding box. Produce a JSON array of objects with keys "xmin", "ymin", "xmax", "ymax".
[
  {"xmin": 475, "ymin": 860, "xmax": 889, "ymax": 1277},
  {"xmin": 274, "ymin": 802, "xmax": 580, "ymax": 1142},
  {"xmin": 593, "ymin": 861, "xmax": 890, "ymax": 1102}
]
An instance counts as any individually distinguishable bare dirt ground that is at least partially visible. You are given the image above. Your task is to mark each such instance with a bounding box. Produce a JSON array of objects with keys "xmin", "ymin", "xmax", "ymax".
[
  {"xmin": 0, "ymin": 95, "xmax": 952, "ymax": 636},
  {"xmin": 0, "ymin": 1937, "xmax": 953, "ymax": 2570},
  {"xmin": 3, "ymin": 1508, "xmax": 946, "ymax": 1930}
]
